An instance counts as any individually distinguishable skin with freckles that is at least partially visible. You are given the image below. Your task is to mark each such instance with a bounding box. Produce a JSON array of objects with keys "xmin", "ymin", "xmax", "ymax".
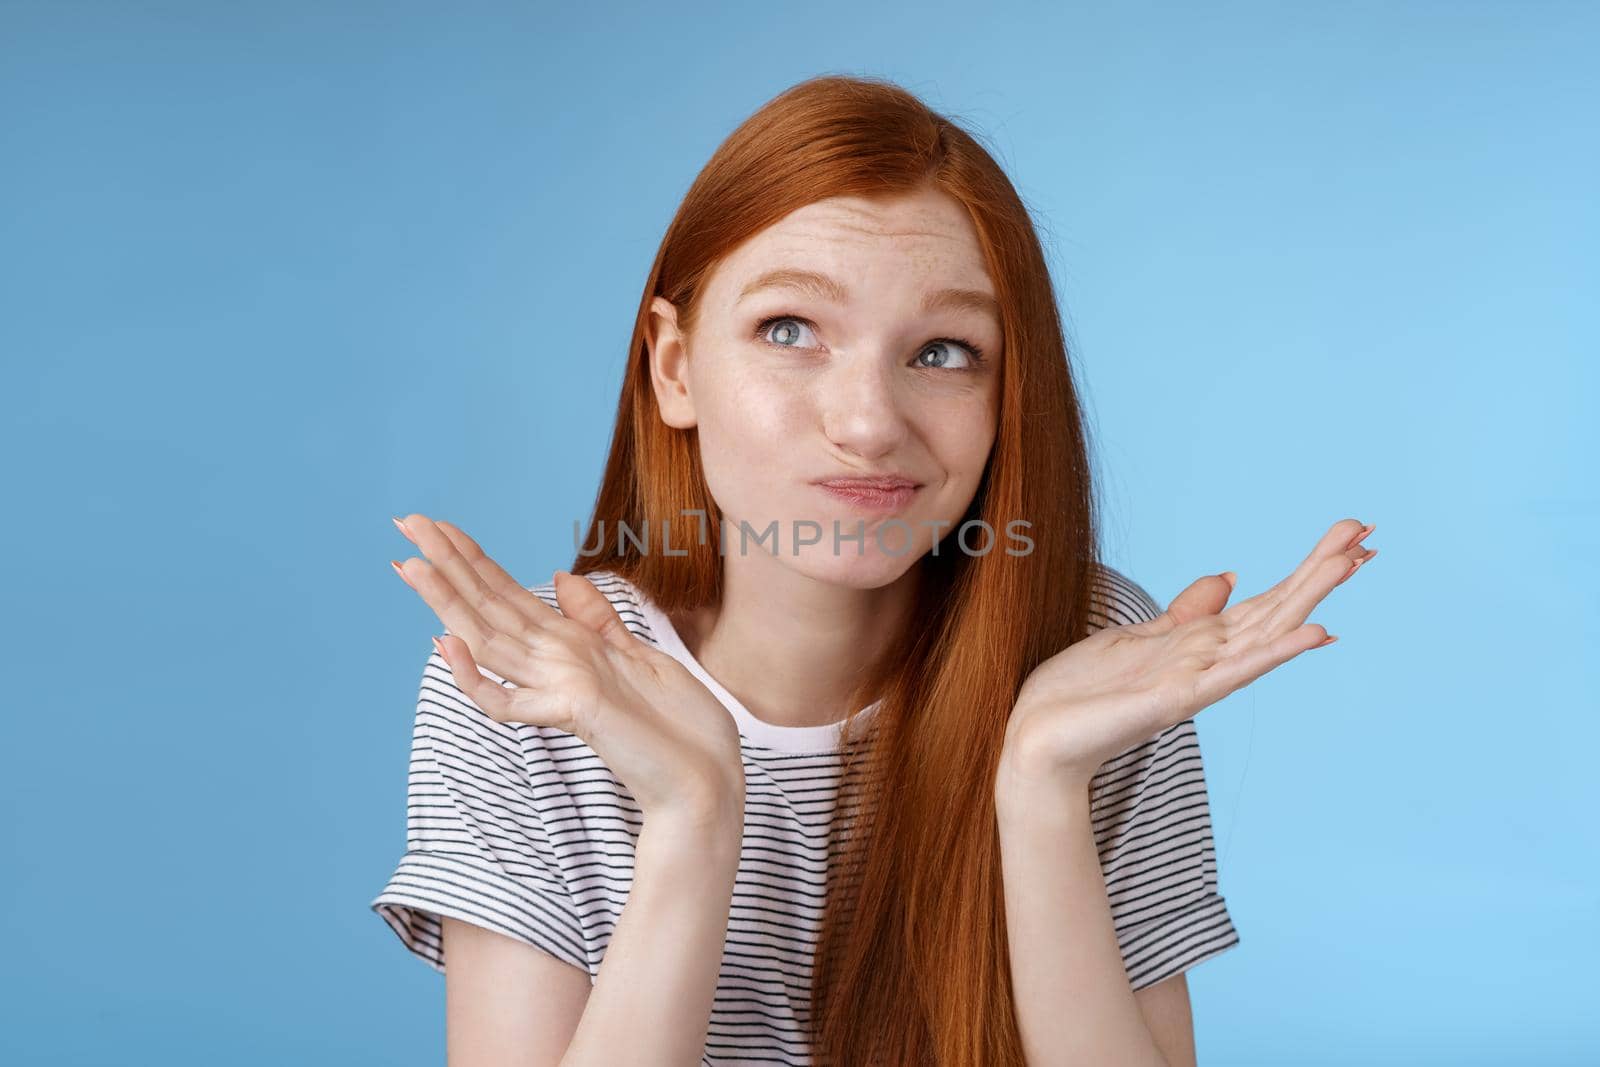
[{"xmin": 644, "ymin": 186, "xmax": 1005, "ymax": 730}]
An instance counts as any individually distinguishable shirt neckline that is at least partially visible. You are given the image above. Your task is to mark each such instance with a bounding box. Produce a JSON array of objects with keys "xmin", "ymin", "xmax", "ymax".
[{"xmin": 624, "ymin": 576, "xmax": 881, "ymax": 756}]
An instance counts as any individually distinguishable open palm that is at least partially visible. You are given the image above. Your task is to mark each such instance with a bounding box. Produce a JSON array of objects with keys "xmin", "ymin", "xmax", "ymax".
[
  {"xmin": 390, "ymin": 514, "xmax": 747, "ymax": 818},
  {"xmin": 1005, "ymin": 518, "xmax": 1378, "ymax": 787}
]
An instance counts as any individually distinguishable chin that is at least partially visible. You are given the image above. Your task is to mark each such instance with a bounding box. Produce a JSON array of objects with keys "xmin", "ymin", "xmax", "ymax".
[{"xmin": 784, "ymin": 547, "xmax": 922, "ymax": 590}]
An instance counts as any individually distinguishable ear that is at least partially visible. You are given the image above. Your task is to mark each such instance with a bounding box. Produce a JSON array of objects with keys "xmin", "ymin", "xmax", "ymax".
[{"xmin": 646, "ymin": 295, "xmax": 697, "ymax": 429}]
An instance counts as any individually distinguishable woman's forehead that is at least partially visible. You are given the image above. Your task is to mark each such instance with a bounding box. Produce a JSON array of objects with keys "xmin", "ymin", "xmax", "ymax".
[
  {"xmin": 710, "ymin": 194, "xmax": 995, "ymax": 304},
  {"xmin": 742, "ymin": 192, "xmax": 982, "ymax": 254}
]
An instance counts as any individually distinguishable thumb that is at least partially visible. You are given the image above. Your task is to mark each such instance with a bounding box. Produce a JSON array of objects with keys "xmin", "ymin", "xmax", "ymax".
[
  {"xmin": 552, "ymin": 570, "xmax": 637, "ymax": 650},
  {"xmin": 1154, "ymin": 571, "xmax": 1237, "ymax": 629}
]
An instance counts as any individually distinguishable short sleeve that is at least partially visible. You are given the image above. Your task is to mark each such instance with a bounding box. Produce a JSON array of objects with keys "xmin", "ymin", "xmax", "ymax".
[
  {"xmin": 1087, "ymin": 566, "xmax": 1242, "ymax": 991},
  {"xmin": 370, "ymin": 643, "xmax": 589, "ymax": 975}
]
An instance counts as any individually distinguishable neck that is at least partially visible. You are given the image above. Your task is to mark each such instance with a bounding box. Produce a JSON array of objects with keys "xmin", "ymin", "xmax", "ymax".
[{"xmin": 672, "ymin": 557, "xmax": 918, "ymax": 730}]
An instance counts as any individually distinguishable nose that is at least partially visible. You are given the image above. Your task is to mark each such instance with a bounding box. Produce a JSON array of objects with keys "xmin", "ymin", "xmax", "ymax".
[{"xmin": 818, "ymin": 354, "xmax": 909, "ymax": 461}]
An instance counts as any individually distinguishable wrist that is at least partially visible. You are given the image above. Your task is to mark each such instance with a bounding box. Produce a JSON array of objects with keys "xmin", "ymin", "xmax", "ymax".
[
  {"xmin": 994, "ymin": 741, "xmax": 1094, "ymax": 825},
  {"xmin": 649, "ymin": 788, "xmax": 745, "ymax": 850}
]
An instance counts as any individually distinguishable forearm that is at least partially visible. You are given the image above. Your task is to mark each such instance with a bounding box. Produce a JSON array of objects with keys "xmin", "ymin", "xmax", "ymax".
[
  {"xmin": 995, "ymin": 757, "xmax": 1169, "ymax": 1067},
  {"xmin": 560, "ymin": 796, "xmax": 744, "ymax": 1067}
]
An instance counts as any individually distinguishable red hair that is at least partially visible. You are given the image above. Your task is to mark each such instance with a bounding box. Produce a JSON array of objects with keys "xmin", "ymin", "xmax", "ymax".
[{"xmin": 570, "ymin": 74, "xmax": 1104, "ymax": 1066}]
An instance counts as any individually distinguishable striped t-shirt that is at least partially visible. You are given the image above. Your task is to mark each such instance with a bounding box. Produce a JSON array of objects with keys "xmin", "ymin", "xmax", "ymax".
[{"xmin": 371, "ymin": 565, "xmax": 1240, "ymax": 1064}]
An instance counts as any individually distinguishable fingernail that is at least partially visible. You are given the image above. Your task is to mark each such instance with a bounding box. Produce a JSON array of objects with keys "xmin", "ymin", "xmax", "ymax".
[
  {"xmin": 431, "ymin": 635, "xmax": 447, "ymax": 658},
  {"xmin": 1318, "ymin": 634, "xmax": 1339, "ymax": 648},
  {"xmin": 393, "ymin": 516, "xmax": 416, "ymax": 543},
  {"xmin": 391, "ymin": 559, "xmax": 413, "ymax": 587},
  {"xmin": 1221, "ymin": 571, "xmax": 1238, "ymax": 590}
]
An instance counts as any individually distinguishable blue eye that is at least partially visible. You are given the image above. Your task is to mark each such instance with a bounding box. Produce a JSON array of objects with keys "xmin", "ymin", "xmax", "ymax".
[
  {"xmin": 756, "ymin": 316, "xmax": 819, "ymax": 348},
  {"xmin": 914, "ymin": 341, "xmax": 979, "ymax": 370},
  {"xmin": 752, "ymin": 314, "xmax": 987, "ymax": 370}
]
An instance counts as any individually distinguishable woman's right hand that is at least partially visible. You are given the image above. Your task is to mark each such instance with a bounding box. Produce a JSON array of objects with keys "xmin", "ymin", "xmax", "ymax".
[{"xmin": 390, "ymin": 513, "xmax": 746, "ymax": 824}]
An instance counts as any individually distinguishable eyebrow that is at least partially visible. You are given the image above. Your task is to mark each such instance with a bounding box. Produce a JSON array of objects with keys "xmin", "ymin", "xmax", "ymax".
[{"xmin": 736, "ymin": 267, "xmax": 1001, "ymax": 324}]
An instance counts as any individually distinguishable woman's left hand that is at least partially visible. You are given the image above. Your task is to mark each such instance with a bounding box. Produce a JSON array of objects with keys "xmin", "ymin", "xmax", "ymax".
[{"xmin": 1001, "ymin": 518, "xmax": 1378, "ymax": 793}]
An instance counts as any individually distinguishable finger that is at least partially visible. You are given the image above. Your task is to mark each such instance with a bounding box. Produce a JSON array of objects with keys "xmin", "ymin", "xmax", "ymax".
[
  {"xmin": 1239, "ymin": 552, "xmax": 1354, "ymax": 648},
  {"xmin": 439, "ymin": 632, "xmax": 580, "ymax": 733},
  {"xmin": 1193, "ymin": 620, "xmax": 1330, "ymax": 708},
  {"xmin": 553, "ymin": 570, "xmax": 639, "ymax": 651},
  {"xmin": 397, "ymin": 554, "xmax": 539, "ymax": 690},
  {"xmin": 432, "ymin": 632, "xmax": 529, "ymax": 725},
  {"xmin": 1297, "ymin": 520, "xmax": 1376, "ymax": 586},
  {"xmin": 432, "ymin": 519, "xmax": 567, "ymax": 626},
  {"xmin": 1229, "ymin": 519, "xmax": 1373, "ymax": 628},
  {"xmin": 1334, "ymin": 546, "xmax": 1378, "ymax": 588},
  {"xmin": 396, "ymin": 513, "xmax": 538, "ymax": 643},
  {"xmin": 1157, "ymin": 572, "xmax": 1237, "ymax": 628},
  {"xmin": 1272, "ymin": 529, "xmax": 1376, "ymax": 633}
]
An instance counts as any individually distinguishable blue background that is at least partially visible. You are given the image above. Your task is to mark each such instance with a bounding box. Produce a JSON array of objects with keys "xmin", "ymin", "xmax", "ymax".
[{"xmin": 3, "ymin": 1, "xmax": 1594, "ymax": 1063}]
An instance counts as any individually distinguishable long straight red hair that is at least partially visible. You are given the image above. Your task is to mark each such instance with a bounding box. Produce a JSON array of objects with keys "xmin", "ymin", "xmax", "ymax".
[{"xmin": 569, "ymin": 74, "xmax": 1104, "ymax": 1066}]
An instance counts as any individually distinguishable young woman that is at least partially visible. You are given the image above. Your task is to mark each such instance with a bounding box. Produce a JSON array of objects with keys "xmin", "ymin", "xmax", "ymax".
[{"xmin": 371, "ymin": 75, "xmax": 1376, "ymax": 1066}]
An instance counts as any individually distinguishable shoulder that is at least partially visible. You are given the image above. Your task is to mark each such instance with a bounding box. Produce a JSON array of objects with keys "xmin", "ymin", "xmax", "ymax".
[{"xmin": 1088, "ymin": 562, "xmax": 1166, "ymax": 631}]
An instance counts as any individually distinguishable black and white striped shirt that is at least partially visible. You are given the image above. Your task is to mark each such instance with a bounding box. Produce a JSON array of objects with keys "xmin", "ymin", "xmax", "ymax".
[{"xmin": 371, "ymin": 566, "xmax": 1240, "ymax": 1064}]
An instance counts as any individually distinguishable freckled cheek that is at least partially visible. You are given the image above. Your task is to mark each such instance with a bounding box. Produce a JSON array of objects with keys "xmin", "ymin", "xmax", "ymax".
[
  {"xmin": 692, "ymin": 374, "xmax": 808, "ymax": 516},
  {"xmin": 919, "ymin": 404, "xmax": 997, "ymax": 497}
]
